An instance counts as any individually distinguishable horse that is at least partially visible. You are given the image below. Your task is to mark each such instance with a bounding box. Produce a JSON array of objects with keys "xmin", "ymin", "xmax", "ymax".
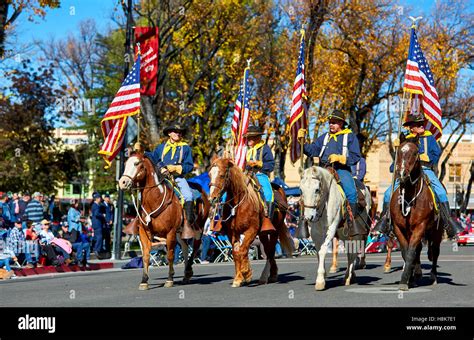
[
  {"xmin": 208, "ymin": 158, "xmax": 294, "ymax": 287},
  {"xmin": 118, "ymin": 151, "xmax": 210, "ymax": 290},
  {"xmin": 329, "ymin": 182, "xmax": 372, "ymax": 273},
  {"xmin": 390, "ymin": 134, "xmax": 442, "ymax": 291},
  {"xmin": 300, "ymin": 166, "xmax": 370, "ymax": 290}
]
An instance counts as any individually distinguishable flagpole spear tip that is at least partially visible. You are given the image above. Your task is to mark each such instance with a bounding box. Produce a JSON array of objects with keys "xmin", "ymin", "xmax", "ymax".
[
  {"xmin": 247, "ymin": 58, "xmax": 252, "ymax": 68},
  {"xmin": 409, "ymin": 16, "xmax": 423, "ymax": 29}
]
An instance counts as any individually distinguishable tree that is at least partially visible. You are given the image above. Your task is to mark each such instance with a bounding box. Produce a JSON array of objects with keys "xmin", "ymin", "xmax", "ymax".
[
  {"xmin": 0, "ymin": 62, "xmax": 80, "ymax": 193},
  {"xmin": 0, "ymin": 0, "xmax": 60, "ymax": 59}
]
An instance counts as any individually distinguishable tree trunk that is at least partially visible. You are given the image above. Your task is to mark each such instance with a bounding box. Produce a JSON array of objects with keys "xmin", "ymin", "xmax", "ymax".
[
  {"xmin": 141, "ymin": 95, "xmax": 160, "ymax": 145},
  {"xmin": 0, "ymin": 1, "xmax": 9, "ymax": 59}
]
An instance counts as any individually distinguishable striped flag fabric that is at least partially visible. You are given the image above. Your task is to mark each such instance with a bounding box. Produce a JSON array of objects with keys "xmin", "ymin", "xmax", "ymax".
[
  {"xmin": 403, "ymin": 28, "xmax": 442, "ymax": 140},
  {"xmin": 233, "ymin": 67, "xmax": 251, "ymax": 170},
  {"xmin": 288, "ymin": 30, "xmax": 308, "ymax": 164},
  {"xmin": 98, "ymin": 55, "xmax": 141, "ymax": 168}
]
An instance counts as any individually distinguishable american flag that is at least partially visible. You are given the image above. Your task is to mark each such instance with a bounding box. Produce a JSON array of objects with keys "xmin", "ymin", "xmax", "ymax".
[
  {"xmin": 98, "ymin": 55, "xmax": 141, "ymax": 168},
  {"xmin": 233, "ymin": 67, "xmax": 251, "ymax": 170},
  {"xmin": 403, "ymin": 28, "xmax": 442, "ymax": 140},
  {"xmin": 288, "ymin": 30, "xmax": 308, "ymax": 164}
]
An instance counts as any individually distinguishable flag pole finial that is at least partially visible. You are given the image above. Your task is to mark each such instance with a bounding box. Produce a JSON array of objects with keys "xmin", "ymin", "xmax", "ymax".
[
  {"xmin": 246, "ymin": 58, "xmax": 252, "ymax": 68},
  {"xmin": 409, "ymin": 16, "xmax": 423, "ymax": 29},
  {"xmin": 137, "ymin": 42, "xmax": 141, "ymax": 55}
]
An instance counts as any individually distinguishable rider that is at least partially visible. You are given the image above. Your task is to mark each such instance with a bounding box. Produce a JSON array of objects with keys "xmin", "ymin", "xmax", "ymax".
[
  {"xmin": 298, "ymin": 109, "xmax": 361, "ymax": 227},
  {"xmin": 244, "ymin": 125, "xmax": 275, "ymax": 231},
  {"xmin": 374, "ymin": 113, "xmax": 464, "ymax": 238},
  {"xmin": 145, "ymin": 123, "xmax": 195, "ymax": 238},
  {"xmin": 352, "ymin": 157, "xmax": 366, "ymax": 182}
]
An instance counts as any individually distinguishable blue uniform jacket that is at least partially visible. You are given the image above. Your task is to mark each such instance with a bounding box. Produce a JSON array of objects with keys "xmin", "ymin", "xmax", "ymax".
[
  {"xmin": 103, "ymin": 202, "xmax": 114, "ymax": 226},
  {"xmin": 390, "ymin": 131, "xmax": 440, "ymax": 172},
  {"xmin": 246, "ymin": 143, "xmax": 275, "ymax": 174},
  {"xmin": 351, "ymin": 158, "xmax": 367, "ymax": 182},
  {"xmin": 145, "ymin": 141, "xmax": 194, "ymax": 176},
  {"xmin": 91, "ymin": 202, "xmax": 105, "ymax": 230},
  {"xmin": 303, "ymin": 130, "xmax": 361, "ymax": 169}
]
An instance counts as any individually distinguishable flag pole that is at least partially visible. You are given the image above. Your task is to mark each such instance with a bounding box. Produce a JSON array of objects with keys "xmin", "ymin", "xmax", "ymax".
[
  {"xmin": 298, "ymin": 28, "xmax": 306, "ymax": 173},
  {"xmin": 112, "ymin": 0, "xmax": 133, "ymax": 260},
  {"xmin": 387, "ymin": 18, "xmax": 420, "ymax": 224}
]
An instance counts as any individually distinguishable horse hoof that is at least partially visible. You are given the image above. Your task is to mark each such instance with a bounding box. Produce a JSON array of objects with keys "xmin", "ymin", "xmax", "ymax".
[
  {"xmin": 398, "ymin": 284, "xmax": 409, "ymax": 291},
  {"xmin": 358, "ymin": 262, "xmax": 366, "ymax": 270},
  {"xmin": 138, "ymin": 283, "xmax": 149, "ymax": 291},
  {"xmin": 258, "ymin": 279, "xmax": 267, "ymax": 285},
  {"xmin": 231, "ymin": 281, "xmax": 242, "ymax": 288},
  {"xmin": 182, "ymin": 278, "xmax": 191, "ymax": 285},
  {"xmin": 329, "ymin": 266, "xmax": 338, "ymax": 274},
  {"xmin": 315, "ymin": 282, "xmax": 325, "ymax": 291},
  {"xmin": 383, "ymin": 265, "xmax": 391, "ymax": 273},
  {"xmin": 164, "ymin": 280, "xmax": 174, "ymax": 288}
]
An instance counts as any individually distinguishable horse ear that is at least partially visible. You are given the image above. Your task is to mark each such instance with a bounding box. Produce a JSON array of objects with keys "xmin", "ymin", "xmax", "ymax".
[{"xmin": 399, "ymin": 133, "xmax": 406, "ymax": 144}]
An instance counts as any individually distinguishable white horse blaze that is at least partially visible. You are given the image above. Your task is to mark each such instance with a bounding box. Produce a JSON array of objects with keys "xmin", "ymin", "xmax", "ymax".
[
  {"xmin": 123, "ymin": 156, "xmax": 139, "ymax": 179},
  {"xmin": 209, "ymin": 166, "xmax": 219, "ymax": 196}
]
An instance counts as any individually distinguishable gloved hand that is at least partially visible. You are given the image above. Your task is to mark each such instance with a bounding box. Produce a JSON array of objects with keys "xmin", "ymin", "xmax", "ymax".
[
  {"xmin": 393, "ymin": 138, "xmax": 400, "ymax": 147},
  {"xmin": 160, "ymin": 167, "xmax": 170, "ymax": 175},
  {"xmin": 247, "ymin": 160, "xmax": 263, "ymax": 168},
  {"xmin": 166, "ymin": 165, "xmax": 183, "ymax": 175},
  {"xmin": 297, "ymin": 128, "xmax": 307, "ymax": 139},
  {"xmin": 420, "ymin": 154, "xmax": 430, "ymax": 162},
  {"xmin": 328, "ymin": 154, "xmax": 347, "ymax": 165}
]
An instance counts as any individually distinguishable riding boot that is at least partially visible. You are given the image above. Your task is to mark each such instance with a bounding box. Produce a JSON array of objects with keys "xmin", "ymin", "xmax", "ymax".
[
  {"xmin": 182, "ymin": 201, "xmax": 195, "ymax": 240},
  {"xmin": 373, "ymin": 203, "xmax": 392, "ymax": 235},
  {"xmin": 261, "ymin": 202, "xmax": 276, "ymax": 234},
  {"xmin": 439, "ymin": 202, "xmax": 464, "ymax": 238}
]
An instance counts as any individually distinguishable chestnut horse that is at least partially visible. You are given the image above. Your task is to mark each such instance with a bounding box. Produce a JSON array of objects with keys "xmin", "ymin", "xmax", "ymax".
[
  {"xmin": 208, "ymin": 158, "xmax": 294, "ymax": 287},
  {"xmin": 391, "ymin": 135, "xmax": 442, "ymax": 291},
  {"xmin": 118, "ymin": 152, "xmax": 210, "ymax": 290}
]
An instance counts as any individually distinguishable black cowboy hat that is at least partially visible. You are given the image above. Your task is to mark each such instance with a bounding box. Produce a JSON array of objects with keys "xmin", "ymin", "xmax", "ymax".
[
  {"xmin": 403, "ymin": 113, "xmax": 426, "ymax": 127},
  {"xmin": 163, "ymin": 123, "xmax": 186, "ymax": 135},
  {"xmin": 327, "ymin": 110, "xmax": 348, "ymax": 126},
  {"xmin": 244, "ymin": 125, "xmax": 264, "ymax": 138}
]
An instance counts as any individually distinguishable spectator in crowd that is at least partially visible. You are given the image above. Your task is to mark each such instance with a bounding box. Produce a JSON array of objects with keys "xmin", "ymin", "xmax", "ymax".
[
  {"xmin": 40, "ymin": 195, "xmax": 49, "ymax": 219},
  {"xmin": 0, "ymin": 193, "xmax": 13, "ymax": 229},
  {"xmin": 77, "ymin": 225, "xmax": 91, "ymax": 265},
  {"xmin": 102, "ymin": 194, "xmax": 113, "ymax": 256},
  {"xmin": 25, "ymin": 192, "xmax": 44, "ymax": 226},
  {"xmin": 48, "ymin": 195, "xmax": 56, "ymax": 221},
  {"xmin": 18, "ymin": 192, "xmax": 30, "ymax": 229},
  {"xmin": 59, "ymin": 223, "xmax": 81, "ymax": 264},
  {"xmin": 0, "ymin": 245, "xmax": 17, "ymax": 278},
  {"xmin": 91, "ymin": 192, "xmax": 106, "ymax": 258},
  {"xmin": 6, "ymin": 219, "xmax": 35, "ymax": 268},
  {"xmin": 25, "ymin": 220, "xmax": 41, "ymax": 267},
  {"xmin": 67, "ymin": 199, "xmax": 82, "ymax": 233},
  {"xmin": 199, "ymin": 219, "xmax": 212, "ymax": 264},
  {"xmin": 250, "ymin": 236, "xmax": 266, "ymax": 260},
  {"xmin": 10, "ymin": 193, "xmax": 21, "ymax": 224},
  {"xmin": 38, "ymin": 219, "xmax": 61, "ymax": 265},
  {"xmin": 51, "ymin": 198, "xmax": 63, "ymax": 235}
]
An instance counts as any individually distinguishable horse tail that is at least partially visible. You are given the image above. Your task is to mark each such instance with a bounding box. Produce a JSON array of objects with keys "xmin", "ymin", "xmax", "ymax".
[
  {"xmin": 272, "ymin": 186, "xmax": 295, "ymax": 256},
  {"xmin": 278, "ymin": 224, "xmax": 295, "ymax": 256}
]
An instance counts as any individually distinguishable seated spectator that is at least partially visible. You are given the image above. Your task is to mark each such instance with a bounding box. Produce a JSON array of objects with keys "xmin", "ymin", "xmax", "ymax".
[
  {"xmin": 60, "ymin": 222, "xmax": 86, "ymax": 264},
  {"xmin": 38, "ymin": 219, "xmax": 71, "ymax": 265},
  {"xmin": 25, "ymin": 220, "xmax": 41, "ymax": 267},
  {"xmin": 6, "ymin": 219, "xmax": 36, "ymax": 268},
  {"xmin": 0, "ymin": 246, "xmax": 16, "ymax": 278}
]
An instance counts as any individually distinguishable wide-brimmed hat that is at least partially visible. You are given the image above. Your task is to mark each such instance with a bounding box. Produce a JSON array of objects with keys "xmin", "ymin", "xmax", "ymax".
[
  {"xmin": 41, "ymin": 219, "xmax": 50, "ymax": 225},
  {"xmin": 327, "ymin": 110, "xmax": 348, "ymax": 126},
  {"xmin": 163, "ymin": 123, "xmax": 186, "ymax": 135},
  {"xmin": 244, "ymin": 125, "xmax": 264, "ymax": 138},
  {"xmin": 403, "ymin": 113, "xmax": 426, "ymax": 127}
]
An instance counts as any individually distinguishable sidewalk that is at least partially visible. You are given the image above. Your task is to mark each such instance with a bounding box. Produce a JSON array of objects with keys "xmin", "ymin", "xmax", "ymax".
[{"xmin": 12, "ymin": 258, "xmax": 130, "ymax": 277}]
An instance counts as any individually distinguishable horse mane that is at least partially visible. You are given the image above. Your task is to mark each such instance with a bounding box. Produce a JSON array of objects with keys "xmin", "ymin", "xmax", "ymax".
[{"xmin": 224, "ymin": 159, "xmax": 261, "ymax": 210}]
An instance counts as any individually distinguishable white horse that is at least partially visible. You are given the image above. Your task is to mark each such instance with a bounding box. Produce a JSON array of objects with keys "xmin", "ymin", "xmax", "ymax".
[{"xmin": 300, "ymin": 166, "xmax": 371, "ymax": 291}]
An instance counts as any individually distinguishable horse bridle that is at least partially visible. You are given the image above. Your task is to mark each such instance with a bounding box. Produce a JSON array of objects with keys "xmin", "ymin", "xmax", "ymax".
[
  {"xmin": 209, "ymin": 162, "xmax": 231, "ymax": 200},
  {"xmin": 301, "ymin": 176, "xmax": 333, "ymax": 221}
]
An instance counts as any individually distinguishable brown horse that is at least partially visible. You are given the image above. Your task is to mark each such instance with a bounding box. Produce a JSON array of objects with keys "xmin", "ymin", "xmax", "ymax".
[
  {"xmin": 208, "ymin": 158, "xmax": 294, "ymax": 287},
  {"xmin": 118, "ymin": 151, "xmax": 210, "ymax": 290},
  {"xmin": 391, "ymin": 135, "xmax": 443, "ymax": 291}
]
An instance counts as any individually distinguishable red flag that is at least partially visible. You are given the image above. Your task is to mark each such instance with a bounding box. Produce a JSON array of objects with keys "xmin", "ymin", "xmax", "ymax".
[{"xmin": 134, "ymin": 27, "xmax": 159, "ymax": 96}]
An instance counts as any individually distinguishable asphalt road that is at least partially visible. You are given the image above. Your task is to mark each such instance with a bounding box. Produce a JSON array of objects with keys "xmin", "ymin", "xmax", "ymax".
[{"xmin": 0, "ymin": 241, "xmax": 472, "ymax": 307}]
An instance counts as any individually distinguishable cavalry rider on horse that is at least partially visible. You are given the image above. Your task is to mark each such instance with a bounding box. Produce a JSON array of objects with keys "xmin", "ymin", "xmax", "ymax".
[
  {"xmin": 298, "ymin": 109, "xmax": 361, "ymax": 228},
  {"xmin": 145, "ymin": 123, "xmax": 195, "ymax": 238},
  {"xmin": 244, "ymin": 125, "xmax": 276, "ymax": 232},
  {"xmin": 374, "ymin": 113, "xmax": 464, "ymax": 239}
]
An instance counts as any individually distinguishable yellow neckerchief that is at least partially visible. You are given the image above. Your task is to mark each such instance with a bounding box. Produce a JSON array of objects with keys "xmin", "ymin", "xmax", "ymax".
[
  {"xmin": 328, "ymin": 128, "xmax": 352, "ymax": 141},
  {"xmin": 406, "ymin": 130, "xmax": 432, "ymax": 139},
  {"xmin": 163, "ymin": 140, "xmax": 188, "ymax": 159},
  {"xmin": 246, "ymin": 140, "xmax": 265, "ymax": 161}
]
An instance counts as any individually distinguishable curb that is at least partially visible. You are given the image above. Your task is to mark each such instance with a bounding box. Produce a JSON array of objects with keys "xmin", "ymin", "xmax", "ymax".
[{"xmin": 13, "ymin": 262, "xmax": 115, "ymax": 277}]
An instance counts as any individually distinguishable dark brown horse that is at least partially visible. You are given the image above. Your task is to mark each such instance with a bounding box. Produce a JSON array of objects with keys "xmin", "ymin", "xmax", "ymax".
[
  {"xmin": 391, "ymin": 135, "xmax": 443, "ymax": 290},
  {"xmin": 208, "ymin": 158, "xmax": 294, "ymax": 287},
  {"xmin": 118, "ymin": 151, "xmax": 210, "ymax": 290}
]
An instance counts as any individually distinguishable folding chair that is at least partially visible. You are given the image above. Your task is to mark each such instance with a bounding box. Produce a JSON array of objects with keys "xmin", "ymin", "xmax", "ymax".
[
  {"xmin": 149, "ymin": 237, "xmax": 167, "ymax": 267},
  {"xmin": 211, "ymin": 235, "xmax": 233, "ymax": 262},
  {"xmin": 122, "ymin": 234, "xmax": 140, "ymax": 258},
  {"xmin": 299, "ymin": 238, "xmax": 317, "ymax": 256}
]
